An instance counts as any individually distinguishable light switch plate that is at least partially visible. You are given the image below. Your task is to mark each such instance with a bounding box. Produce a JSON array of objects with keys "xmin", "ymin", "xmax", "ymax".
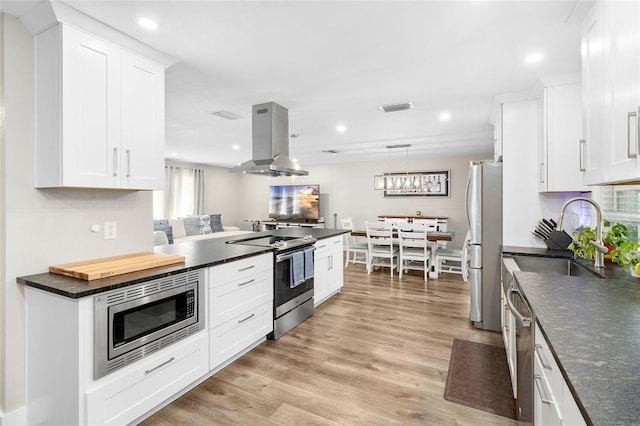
[{"xmin": 104, "ymin": 222, "xmax": 117, "ymax": 240}]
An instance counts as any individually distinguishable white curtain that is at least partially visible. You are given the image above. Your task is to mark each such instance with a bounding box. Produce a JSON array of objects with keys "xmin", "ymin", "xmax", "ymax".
[{"xmin": 161, "ymin": 166, "xmax": 205, "ymax": 218}]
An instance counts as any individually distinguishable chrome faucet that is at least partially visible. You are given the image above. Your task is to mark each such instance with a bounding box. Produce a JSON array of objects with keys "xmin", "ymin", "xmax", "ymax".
[{"xmin": 557, "ymin": 197, "xmax": 607, "ymax": 269}]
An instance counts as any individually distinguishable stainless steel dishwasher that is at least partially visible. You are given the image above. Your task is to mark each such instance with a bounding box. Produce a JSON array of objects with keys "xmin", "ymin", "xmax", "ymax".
[{"xmin": 502, "ymin": 257, "xmax": 534, "ymax": 424}]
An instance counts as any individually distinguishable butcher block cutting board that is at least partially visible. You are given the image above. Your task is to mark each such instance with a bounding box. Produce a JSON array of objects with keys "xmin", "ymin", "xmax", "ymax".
[{"xmin": 49, "ymin": 252, "xmax": 186, "ymax": 281}]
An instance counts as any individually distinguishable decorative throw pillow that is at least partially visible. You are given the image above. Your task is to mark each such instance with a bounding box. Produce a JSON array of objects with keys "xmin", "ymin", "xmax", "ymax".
[
  {"xmin": 153, "ymin": 219, "xmax": 169, "ymax": 230},
  {"xmin": 155, "ymin": 225, "xmax": 174, "ymax": 244},
  {"xmin": 199, "ymin": 215, "xmax": 212, "ymax": 234},
  {"xmin": 169, "ymin": 219, "xmax": 186, "ymax": 239},
  {"xmin": 210, "ymin": 214, "xmax": 224, "ymax": 233},
  {"xmin": 183, "ymin": 217, "xmax": 201, "ymax": 236}
]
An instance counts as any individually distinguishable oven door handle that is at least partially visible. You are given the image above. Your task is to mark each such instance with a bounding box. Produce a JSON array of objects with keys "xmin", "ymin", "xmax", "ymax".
[
  {"xmin": 506, "ymin": 287, "xmax": 531, "ymax": 327},
  {"xmin": 276, "ymin": 247, "xmax": 316, "ymax": 263}
]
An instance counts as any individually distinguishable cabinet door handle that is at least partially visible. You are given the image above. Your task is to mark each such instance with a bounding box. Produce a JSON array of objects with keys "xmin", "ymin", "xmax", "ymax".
[
  {"xmin": 534, "ymin": 374, "xmax": 553, "ymax": 404},
  {"xmin": 535, "ymin": 343, "xmax": 552, "ymax": 370},
  {"xmin": 126, "ymin": 149, "xmax": 131, "ymax": 178},
  {"xmin": 539, "ymin": 163, "xmax": 545, "ymax": 184},
  {"xmin": 238, "ymin": 278, "xmax": 255, "ymax": 287},
  {"xmin": 144, "ymin": 357, "xmax": 175, "ymax": 374},
  {"xmin": 238, "ymin": 313, "xmax": 255, "ymax": 323},
  {"xmin": 113, "ymin": 147, "xmax": 118, "ymax": 176},
  {"xmin": 628, "ymin": 111, "xmax": 638, "ymax": 158},
  {"xmin": 579, "ymin": 139, "xmax": 586, "ymax": 171},
  {"xmin": 238, "ymin": 265, "xmax": 255, "ymax": 272}
]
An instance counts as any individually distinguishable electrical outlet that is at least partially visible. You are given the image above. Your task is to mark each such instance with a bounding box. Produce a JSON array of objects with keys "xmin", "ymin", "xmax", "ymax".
[{"xmin": 104, "ymin": 222, "xmax": 117, "ymax": 240}]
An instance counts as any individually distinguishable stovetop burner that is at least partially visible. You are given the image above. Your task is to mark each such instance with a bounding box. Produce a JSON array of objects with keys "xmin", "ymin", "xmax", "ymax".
[{"xmin": 228, "ymin": 234, "xmax": 316, "ymax": 251}]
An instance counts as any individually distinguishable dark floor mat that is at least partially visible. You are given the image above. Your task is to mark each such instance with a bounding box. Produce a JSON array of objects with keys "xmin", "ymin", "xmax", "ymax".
[{"xmin": 443, "ymin": 338, "xmax": 517, "ymax": 420}]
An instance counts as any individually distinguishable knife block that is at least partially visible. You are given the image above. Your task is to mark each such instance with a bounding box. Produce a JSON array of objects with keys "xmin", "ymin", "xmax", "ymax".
[{"xmin": 546, "ymin": 230, "xmax": 573, "ymax": 251}]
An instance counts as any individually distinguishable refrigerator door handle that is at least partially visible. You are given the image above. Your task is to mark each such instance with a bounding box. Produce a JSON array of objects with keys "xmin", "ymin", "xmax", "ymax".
[
  {"xmin": 465, "ymin": 167, "xmax": 471, "ymax": 229},
  {"xmin": 469, "ymin": 244, "xmax": 482, "ymax": 269},
  {"xmin": 469, "ymin": 268, "xmax": 482, "ymax": 322}
]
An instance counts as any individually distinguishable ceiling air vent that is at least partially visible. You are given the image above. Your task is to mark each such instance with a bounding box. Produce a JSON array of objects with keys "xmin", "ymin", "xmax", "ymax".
[
  {"xmin": 211, "ymin": 110, "xmax": 240, "ymax": 120},
  {"xmin": 378, "ymin": 102, "xmax": 413, "ymax": 113}
]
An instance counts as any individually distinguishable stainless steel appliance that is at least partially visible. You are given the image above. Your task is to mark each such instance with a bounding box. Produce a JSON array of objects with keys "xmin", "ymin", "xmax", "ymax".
[
  {"xmin": 230, "ymin": 102, "xmax": 309, "ymax": 177},
  {"xmin": 228, "ymin": 234, "xmax": 316, "ymax": 339},
  {"xmin": 502, "ymin": 256, "xmax": 534, "ymax": 423},
  {"xmin": 466, "ymin": 160, "xmax": 502, "ymax": 332},
  {"xmin": 93, "ymin": 269, "xmax": 205, "ymax": 379}
]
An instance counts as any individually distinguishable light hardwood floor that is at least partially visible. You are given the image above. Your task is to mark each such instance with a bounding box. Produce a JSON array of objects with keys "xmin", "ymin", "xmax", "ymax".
[{"xmin": 140, "ymin": 263, "xmax": 519, "ymax": 426}]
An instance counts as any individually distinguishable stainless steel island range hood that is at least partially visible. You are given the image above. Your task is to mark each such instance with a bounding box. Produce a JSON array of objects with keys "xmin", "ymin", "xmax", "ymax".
[{"xmin": 230, "ymin": 102, "xmax": 308, "ymax": 176}]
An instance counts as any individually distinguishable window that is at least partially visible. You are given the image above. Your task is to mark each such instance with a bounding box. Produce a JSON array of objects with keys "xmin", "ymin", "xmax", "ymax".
[
  {"xmin": 153, "ymin": 166, "xmax": 204, "ymax": 219},
  {"xmin": 598, "ymin": 186, "xmax": 640, "ymax": 241}
]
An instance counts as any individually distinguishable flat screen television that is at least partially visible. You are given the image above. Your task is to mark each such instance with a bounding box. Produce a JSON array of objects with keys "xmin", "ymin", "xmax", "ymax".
[{"xmin": 269, "ymin": 184, "xmax": 320, "ymax": 221}]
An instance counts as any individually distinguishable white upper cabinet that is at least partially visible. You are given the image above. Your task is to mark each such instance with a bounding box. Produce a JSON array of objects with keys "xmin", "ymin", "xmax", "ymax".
[
  {"xmin": 120, "ymin": 51, "xmax": 165, "ymax": 189},
  {"xmin": 581, "ymin": 1, "xmax": 640, "ymax": 185},
  {"xmin": 538, "ymin": 81, "xmax": 588, "ymax": 192},
  {"xmin": 34, "ymin": 23, "xmax": 165, "ymax": 190}
]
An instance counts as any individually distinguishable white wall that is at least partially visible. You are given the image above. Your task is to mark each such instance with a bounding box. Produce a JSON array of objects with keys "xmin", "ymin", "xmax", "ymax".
[
  {"xmin": 237, "ymin": 153, "xmax": 490, "ymax": 249},
  {"xmin": 501, "ymin": 98, "xmax": 589, "ymax": 248},
  {"xmin": 1, "ymin": 15, "xmax": 153, "ymax": 421}
]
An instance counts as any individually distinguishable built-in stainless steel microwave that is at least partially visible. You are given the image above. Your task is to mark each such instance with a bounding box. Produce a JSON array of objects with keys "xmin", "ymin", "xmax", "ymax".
[{"xmin": 93, "ymin": 270, "xmax": 204, "ymax": 379}]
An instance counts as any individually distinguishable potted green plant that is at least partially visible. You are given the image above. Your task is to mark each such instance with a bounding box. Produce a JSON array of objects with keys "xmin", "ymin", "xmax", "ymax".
[
  {"xmin": 610, "ymin": 241, "xmax": 640, "ymax": 277},
  {"xmin": 568, "ymin": 226, "xmax": 597, "ymax": 260},
  {"xmin": 603, "ymin": 221, "xmax": 630, "ymax": 248},
  {"xmin": 569, "ymin": 222, "xmax": 631, "ymax": 262}
]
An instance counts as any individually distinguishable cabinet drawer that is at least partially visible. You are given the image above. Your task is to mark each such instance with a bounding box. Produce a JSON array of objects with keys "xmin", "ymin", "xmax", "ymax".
[
  {"xmin": 209, "ymin": 253, "xmax": 272, "ymax": 288},
  {"xmin": 534, "ymin": 327, "xmax": 563, "ymax": 397},
  {"xmin": 210, "ymin": 301, "xmax": 273, "ymax": 369},
  {"xmin": 314, "ymin": 235, "xmax": 342, "ymax": 255},
  {"xmin": 86, "ymin": 332, "xmax": 208, "ymax": 426},
  {"xmin": 534, "ymin": 353, "xmax": 562, "ymax": 426},
  {"xmin": 209, "ymin": 269, "xmax": 273, "ymax": 329}
]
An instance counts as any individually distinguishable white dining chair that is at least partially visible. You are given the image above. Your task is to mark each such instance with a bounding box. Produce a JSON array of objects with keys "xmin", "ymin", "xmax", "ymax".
[
  {"xmin": 398, "ymin": 225, "xmax": 431, "ymax": 281},
  {"xmin": 435, "ymin": 231, "xmax": 470, "ymax": 282},
  {"xmin": 365, "ymin": 221, "xmax": 398, "ymax": 277},
  {"xmin": 340, "ymin": 217, "xmax": 368, "ymax": 268}
]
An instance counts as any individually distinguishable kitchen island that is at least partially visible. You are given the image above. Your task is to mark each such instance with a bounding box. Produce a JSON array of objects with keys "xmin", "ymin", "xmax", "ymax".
[
  {"xmin": 17, "ymin": 227, "xmax": 348, "ymax": 426},
  {"xmin": 503, "ymin": 247, "xmax": 640, "ymax": 425}
]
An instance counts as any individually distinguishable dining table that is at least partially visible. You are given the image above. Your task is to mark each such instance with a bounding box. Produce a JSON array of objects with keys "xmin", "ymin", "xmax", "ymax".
[{"xmin": 350, "ymin": 230, "xmax": 455, "ymax": 279}]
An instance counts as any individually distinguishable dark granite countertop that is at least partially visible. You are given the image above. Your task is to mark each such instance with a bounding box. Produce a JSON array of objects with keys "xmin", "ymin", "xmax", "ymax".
[
  {"xmin": 17, "ymin": 228, "xmax": 348, "ymax": 299},
  {"xmin": 504, "ymin": 246, "xmax": 640, "ymax": 425}
]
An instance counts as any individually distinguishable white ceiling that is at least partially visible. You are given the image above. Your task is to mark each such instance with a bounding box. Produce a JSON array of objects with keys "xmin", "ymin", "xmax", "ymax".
[{"xmin": 4, "ymin": 0, "xmax": 591, "ymax": 168}]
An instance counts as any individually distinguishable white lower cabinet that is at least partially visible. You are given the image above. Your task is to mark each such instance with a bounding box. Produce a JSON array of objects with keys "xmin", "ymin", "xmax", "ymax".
[
  {"xmin": 85, "ymin": 332, "xmax": 209, "ymax": 425},
  {"xmin": 209, "ymin": 301, "xmax": 272, "ymax": 369},
  {"xmin": 314, "ymin": 235, "xmax": 344, "ymax": 306},
  {"xmin": 25, "ymin": 285, "xmax": 210, "ymax": 426},
  {"xmin": 208, "ymin": 253, "xmax": 274, "ymax": 370},
  {"xmin": 534, "ymin": 323, "xmax": 586, "ymax": 426}
]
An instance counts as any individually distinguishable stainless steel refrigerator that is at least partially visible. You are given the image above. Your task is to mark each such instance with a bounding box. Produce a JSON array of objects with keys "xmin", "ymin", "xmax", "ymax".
[{"xmin": 466, "ymin": 160, "xmax": 502, "ymax": 332}]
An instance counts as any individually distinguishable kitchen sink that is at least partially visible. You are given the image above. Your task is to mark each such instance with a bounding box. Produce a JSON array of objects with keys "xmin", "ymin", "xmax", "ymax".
[{"xmin": 511, "ymin": 255, "xmax": 603, "ymax": 278}]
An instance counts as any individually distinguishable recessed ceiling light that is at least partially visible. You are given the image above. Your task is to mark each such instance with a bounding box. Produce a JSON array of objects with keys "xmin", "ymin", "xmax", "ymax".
[
  {"xmin": 439, "ymin": 112, "xmax": 451, "ymax": 121},
  {"xmin": 525, "ymin": 52, "xmax": 544, "ymax": 64},
  {"xmin": 137, "ymin": 17, "xmax": 158, "ymax": 30},
  {"xmin": 170, "ymin": 152, "xmax": 178, "ymax": 157},
  {"xmin": 232, "ymin": 145, "xmax": 240, "ymax": 150},
  {"xmin": 336, "ymin": 125, "xmax": 347, "ymax": 134}
]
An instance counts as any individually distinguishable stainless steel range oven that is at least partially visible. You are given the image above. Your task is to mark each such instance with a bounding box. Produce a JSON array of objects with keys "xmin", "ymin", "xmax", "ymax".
[
  {"xmin": 93, "ymin": 269, "xmax": 205, "ymax": 379},
  {"xmin": 228, "ymin": 234, "xmax": 316, "ymax": 339}
]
